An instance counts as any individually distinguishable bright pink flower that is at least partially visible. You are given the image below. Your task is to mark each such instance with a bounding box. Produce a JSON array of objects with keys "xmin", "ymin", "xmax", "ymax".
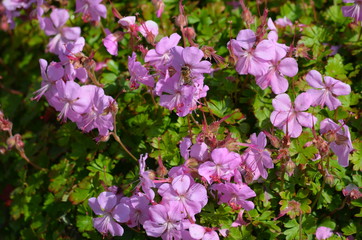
[
  {"xmin": 158, "ymin": 175, "xmax": 208, "ymax": 218},
  {"xmin": 138, "ymin": 153, "xmax": 156, "ymax": 201},
  {"xmin": 275, "ymin": 16, "xmax": 293, "ymax": 27},
  {"xmin": 75, "ymin": 85, "xmax": 115, "ymax": 136},
  {"xmin": 145, "ymin": 33, "xmax": 181, "ymax": 68},
  {"xmin": 143, "ymin": 203, "xmax": 183, "ymax": 240},
  {"xmin": 189, "ymin": 224, "xmax": 219, "ymax": 240},
  {"xmin": 242, "ymin": 132, "xmax": 273, "ymax": 180},
  {"xmin": 255, "ymin": 53, "xmax": 298, "ymax": 94},
  {"xmin": 128, "ymin": 52, "xmax": 155, "ymax": 88},
  {"xmin": 315, "ymin": 226, "xmax": 333, "ymax": 240},
  {"xmin": 102, "ymin": 30, "xmax": 123, "ymax": 56},
  {"xmin": 32, "ymin": 59, "xmax": 64, "ymax": 101},
  {"xmin": 342, "ymin": 0, "xmax": 362, "ymax": 22},
  {"xmin": 211, "ymin": 182, "xmax": 256, "ymax": 210},
  {"xmin": 306, "ymin": 70, "xmax": 351, "ymax": 110},
  {"xmin": 88, "ymin": 191, "xmax": 130, "ymax": 237},
  {"xmin": 75, "ymin": 0, "xmax": 107, "ymax": 22},
  {"xmin": 198, "ymin": 148, "xmax": 241, "ymax": 184},
  {"xmin": 43, "ymin": 8, "xmax": 81, "ymax": 54},
  {"xmin": 228, "ymin": 29, "xmax": 271, "ymax": 76},
  {"xmin": 51, "ymin": 80, "xmax": 91, "ymax": 122},
  {"xmin": 320, "ymin": 118, "xmax": 353, "ymax": 167},
  {"xmin": 270, "ymin": 93, "xmax": 317, "ymax": 138}
]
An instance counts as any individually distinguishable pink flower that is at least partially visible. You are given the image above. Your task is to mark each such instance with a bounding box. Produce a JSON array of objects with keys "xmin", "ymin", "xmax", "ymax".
[
  {"xmin": 320, "ymin": 118, "xmax": 353, "ymax": 167},
  {"xmin": 228, "ymin": 29, "xmax": 271, "ymax": 76},
  {"xmin": 275, "ymin": 16, "xmax": 293, "ymax": 27},
  {"xmin": 315, "ymin": 226, "xmax": 333, "ymax": 240},
  {"xmin": 102, "ymin": 30, "xmax": 123, "ymax": 56},
  {"xmin": 242, "ymin": 132, "xmax": 274, "ymax": 180},
  {"xmin": 75, "ymin": 0, "xmax": 107, "ymax": 22},
  {"xmin": 143, "ymin": 203, "xmax": 183, "ymax": 240},
  {"xmin": 306, "ymin": 70, "xmax": 351, "ymax": 110},
  {"xmin": 43, "ymin": 8, "xmax": 81, "ymax": 54},
  {"xmin": 139, "ymin": 20, "xmax": 159, "ymax": 42},
  {"xmin": 128, "ymin": 52, "xmax": 155, "ymax": 88},
  {"xmin": 342, "ymin": 0, "xmax": 362, "ymax": 22},
  {"xmin": 211, "ymin": 182, "xmax": 256, "ymax": 210},
  {"xmin": 342, "ymin": 184, "xmax": 362, "ymax": 199},
  {"xmin": 255, "ymin": 52, "xmax": 298, "ymax": 94},
  {"xmin": 198, "ymin": 148, "xmax": 241, "ymax": 184},
  {"xmin": 189, "ymin": 224, "xmax": 219, "ymax": 240},
  {"xmin": 145, "ymin": 33, "xmax": 181, "ymax": 68},
  {"xmin": 88, "ymin": 191, "xmax": 130, "ymax": 237},
  {"xmin": 158, "ymin": 175, "xmax": 208, "ymax": 218},
  {"xmin": 32, "ymin": 59, "xmax": 64, "ymax": 101},
  {"xmin": 75, "ymin": 85, "xmax": 115, "ymax": 136},
  {"xmin": 270, "ymin": 93, "xmax": 317, "ymax": 138}
]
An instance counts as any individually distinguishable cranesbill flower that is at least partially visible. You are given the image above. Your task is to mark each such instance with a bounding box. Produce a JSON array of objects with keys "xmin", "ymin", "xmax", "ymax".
[
  {"xmin": 315, "ymin": 226, "xmax": 333, "ymax": 240},
  {"xmin": 320, "ymin": 118, "xmax": 353, "ymax": 167},
  {"xmin": 75, "ymin": 0, "xmax": 107, "ymax": 22},
  {"xmin": 211, "ymin": 182, "xmax": 256, "ymax": 210},
  {"xmin": 158, "ymin": 175, "xmax": 207, "ymax": 218},
  {"xmin": 139, "ymin": 20, "xmax": 158, "ymax": 43},
  {"xmin": 32, "ymin": 59, "xmax": 64, "ymax": 101},
  {"xmin": 125, "ymin": 193, "xmax": 150, "ymax": 227},
  {"xmin": 143, "ymin": 203, "xmax": 183, "ymax": 240},
  {"xmin": 102, "ymin": 30, "xmax": 123, "ymax": 56},
  {"xmin": 242, "ymin": 132, "xmax": 273, "ymax": 180},
  {"xmin": 88, "ymin": 191, "xmax": 130, "ymax": 237},
  {"xmin": 228, "ymin": 29, "xmax": 270, "ymax": 76},
  {"xmin": 145, "ymin": 33, "xmax": 181, "ymax": 68},
  {"xmin": 52, "ymin": 80, "xmax": 91, "ymax": 122},
  {"xmin": 342, "ymin": 0, "xmax": 362, "ymax": 22},
  {"xmin": 270, "ymin": 93, "xmax": 317, "ymax": 138},
  {"xmin": 305, "ymin": 70, "xmax": 351, "ymax": 110},
  {"xmin": 76, "ymin": 85, "xmax": 115, "ymax": 136},
  {"xmin": 198, "ymin": 148, "xmax": 242, "ymax": 184},
  {"xmin": 43, "ymin": 8, "xmax": 81, "ymax": 54},
  {"xmin": 275, "ymin": 16, "xmax": 293, "ymax": 27},
  {"xmin": 189, "ymin": 224, "xmax": 219, "ymax": 240},
  {"xmin": 128, "ymin": 52, "xmax": 155, "ymax": 88},
  {"xmin": 255, "ymin": 53, "xmax": 298, "ymax": 94}
]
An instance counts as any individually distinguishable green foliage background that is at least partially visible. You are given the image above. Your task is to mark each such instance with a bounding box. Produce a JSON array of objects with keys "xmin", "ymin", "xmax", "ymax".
[{"xmin": 0, "ymin": 0, "xmax": 361, "ymax": 239}]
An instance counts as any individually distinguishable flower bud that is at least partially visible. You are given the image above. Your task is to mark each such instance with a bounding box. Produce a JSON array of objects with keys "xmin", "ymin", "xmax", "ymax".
[
  {"xmin": 285, "ymin": 160, "xmax": 296, "ymax": 177},
  {"xmin": 147, "ymin": 170, "xmax": 156, "ymax": 180},
  {"xmin": 175, "ymin": 14, "xmax": 187, "ymax": 28},
  {"xmin": 6, "ymin": 136, "xmax": 16, "ymax": 149},
  {"xmin": 325, "ymin": 174, "xmax": 335, "ymax": 186},
  {"xmin": 184, "ymin": 27, "xmax": 196, "ymax": 40},
  {"xmin": 0, "ymin": 146, "xmax": 6, "ymax": 154},
  {"xmin": 14, "ymin": 134, "xmax": 24, "ymax": 149},
  {"xmin": 157, "ymin": 165, "xmax": 168, "ymax": 178}
]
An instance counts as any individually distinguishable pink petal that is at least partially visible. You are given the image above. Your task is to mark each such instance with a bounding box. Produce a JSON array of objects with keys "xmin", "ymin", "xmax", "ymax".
[
  {"xmin": 306, "ymin": 70, "xmax": 324, "ymax": 88},
  {"xmin": 50, "ymin": 9, "xmax": 69, "ymax": 29},
  {"xmin": 325, "ymin": 77, "xmax": 351, "ymax": 96},
  {"xmin": 294, "ymin": 92, "xmax": 312, "ymax": 111},
  {"xmin": 272, "ymin": 93, "xmax": 291, "ymax": 111},
  {"xmin": 297, "ymin": 112, "xmax": 317, "ymax": 128},
  {"xmin": 278, "ymin": 57, "xmax": 298, "ymax": 77},
  {"xmin": 182, "ymin": 47, "xmax": 204, "ymax": 65},
  {"xmin": 112, "ymin": 203, "xmax": 130, "ymax": 223},
  {"xmin": 172, "ymin": 175, "xmax": 191, "ymax": 195},
  {"xmin": 189, "ymin": 224, "xmax": 205, "ymax": 239},
  {"xmin": 97, "ymin": 192, "xmax": 117, "ymax": 212},
  {"xmin": 236, "ymin": 29, "xmax": 256, "ymax": 50},
  {"xmin": 88, "ymin": 197, "xmax": 104, "ymax": 215},
  {"xmin": 270, "ymin": 73, "xmax": 289, "ymax": 94}
]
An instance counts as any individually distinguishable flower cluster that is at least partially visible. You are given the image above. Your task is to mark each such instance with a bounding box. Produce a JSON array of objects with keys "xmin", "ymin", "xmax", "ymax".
[
  {"xmin": 88, "ymin": 128, "xmax": 284, "ymax": 238},
  {"xmin": 30, "ymin": 6, "xmax": 117, "ymax": 139}
]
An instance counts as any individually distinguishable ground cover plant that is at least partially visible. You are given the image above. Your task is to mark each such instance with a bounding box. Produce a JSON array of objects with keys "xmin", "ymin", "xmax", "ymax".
[{"xmin": 0, "ymin": 0, "xmax": 361, "ymax": 239}]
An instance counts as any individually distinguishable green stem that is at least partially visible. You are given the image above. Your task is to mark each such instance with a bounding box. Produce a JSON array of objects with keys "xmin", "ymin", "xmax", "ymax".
[{"xmin": 299, "ymin": 213, "xmax": 303, "ymax": 240}]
